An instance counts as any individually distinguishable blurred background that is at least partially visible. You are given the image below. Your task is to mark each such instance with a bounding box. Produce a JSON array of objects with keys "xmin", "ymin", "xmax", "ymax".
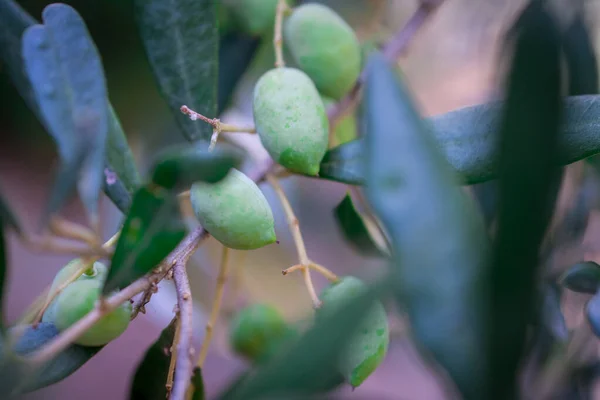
[{"xmin": 2, "ymin": 0, "xmax": 599, "ymax": 399}]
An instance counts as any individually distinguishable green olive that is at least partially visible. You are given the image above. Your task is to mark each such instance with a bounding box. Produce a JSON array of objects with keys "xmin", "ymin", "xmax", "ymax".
[
  {"xmin": 318, "ymin": 276, "xmax": 389, "ymax": 388},
  {"xmin": 190, "ymin": 168, "xmax": 276, "ymax": 250},
  {"xmin": 321, "ymin": 95, "xmax": 357, "ymax": 148},
  {"xmin": 253, "ymin": 67, "xmax": 329, "ymax": 175},
  {"xmin": 222, "ymin": 0, "xmax": 295, "ymax": 37},
  {"xmin": 284, "ymin": 4, "xmax": 361, "ymax": 100},
  {"xmin": 52, "ymin": 280, "xmax": 132, "ymax": 347},
  {"xmin": 229, "ymin": 303, "xmax": 298, "ymax": 364}
]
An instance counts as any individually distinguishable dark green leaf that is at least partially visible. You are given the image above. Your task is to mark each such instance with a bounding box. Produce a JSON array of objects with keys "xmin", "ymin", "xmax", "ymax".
[
  {"xmin": 334, "ymin": 193, "xmax": 387, "ymax": 257},
  {"xmin": 563, "ymin": 13, "xmax": 598, "ymax": 96},
  {"xmin": 130, "ymin": 317, "xmax": 177, "ymax": 400},
  {"xmin": 489, "ymin": 4, "xmax": 562, "ymax": 399},
  {"xmin": 150, "ymin": 141, "xmax": 244, "ymax": 191},
  {"xmin": 135, "ymin": 0, "xmax": 218, "ymax": 142},
  {"xmin": 318, "ymin": 94, "xmax": 600, "ymax": 186},
  {"xmin": 190, "ymin": 367, "xmax": 205, "ymax": 400},
  {"xmin": 586, "ymin": 292, "xmax": 600, "ymax": 338},
  {"xmin": 0, "ymin": 223, "xmax": 6, "ymax": 332},
  {"xmin": 218, "ymin": 33, "xmax": 260, "ymax": 114},
  {"xmin": 103, "ymin": 165, "xmax": 133, "ymax": 214},
  {"xmin": 106, "ymin": 104, "xmax": 141, "ymax": 196},
  {"xmin": 22, "ymin": 4, "xmax": 108, "ymax": 220},
  {"xmin": 560, "ymin": 262, "xmax": 600, "ymax": 294},
  {"xmin": 104, "ymin": 187, "xmax": 186, "ymax": 294},
  {"xmin": 362, "ymin": 52, "xmax": 490, "ymax": 399},
  {"xmin": 218, "ymin": 280, "xmax": 389, "ymax": 400},
  {"xmin": 0, "ymin": 193, "xmax": 21, "ymax": 234}
]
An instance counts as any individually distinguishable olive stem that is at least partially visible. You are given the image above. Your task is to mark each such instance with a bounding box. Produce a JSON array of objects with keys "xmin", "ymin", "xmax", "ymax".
[
  {"xmin": 48, "ymin": 216, "xmax": 99, "ymax": 247},
  {"xmin": 282, "ymin": 262, "xmax": 338, "ymax": 283},
  {"xmin": 171, "ymin": 259, "xmax": 195, "ymax": 400},
  {"xmin": 24, "ymin": 234, "xmax": 110, "ymax": 258},
  {"xmin": 326, "ymin": 0, "xmax": 445, "ymax": 130},
  {"xmin": 273, "ymin": 0, "xmax": 291, "ymax": 68},
  {"xmin": 195, "ymin": 246, "xmax": 230, "ymax": 369},
  {"xmin": 165, "ymin": 314, "xmax": 181, "ymax": 396},
  {"xmin": 266, "ymin": 174, "xmax": 322, "ymax": 308}
]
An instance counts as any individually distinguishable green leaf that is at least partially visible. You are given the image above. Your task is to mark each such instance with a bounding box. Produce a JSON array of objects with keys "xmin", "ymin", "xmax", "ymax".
[
  {"xmin": 106, "ymin": 104, "xmax": 141, "ymax": 196},
  {"xmin": 218, "ymin": 280, "xmax": 389, "ymax": 400},
  {"xmin": 0, "ymin": 192, "xmax": 21, "ymax": 234},
  {"xmin": 586, "ymin": 292, "xmax": 600, "ymax": 338},
  {"xmin": 318, "ymin": 140, "xmax": 364, "ymax": 185},
  {"xmin": 130, "ymin": 317, "xmax": 177, "ymax": 400},
  {"xmin": 103, "ymin": 165, "xmax": 133, "ymax": 214},
  {"xmin": 362, "ymin": 52, "xmax": 490, "ymax": 399},
  {"xmin": 135, "ymin": 0, "xmax": 218, "ymax": 142},
  {"xmin": 333, "ymin": 193, "xmax": 387, "ymax": 257},
  {"xmin": 0, "ymin": 222, "xmax": 6, "ymax": 332},
  {"xmin": 560, "ymin": 262, "xmax": 600, "ymax": 294},
  {"xmin": 22, "ymin": 4, "xmax": 108, "ymax": 220},
  {"xmin": 190, "ymin": 367, "xmax": 206, "ymax": 400},
  {"xmin": 563, "ymin": 13, "xmax": 598, "ymax": 96},
  {"xmin": 103, "ymin": 186, "xmax": 186, "ymax": 294},
  {"xmin": 488, "ymin": 3, "xmax": 563, "ymax": 399},
  {"xmin": 150, "ymin": 141, "xmax": 244, "ymax": 191}
]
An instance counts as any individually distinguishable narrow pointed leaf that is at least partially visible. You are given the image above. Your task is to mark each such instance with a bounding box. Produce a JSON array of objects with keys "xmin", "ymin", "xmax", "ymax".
[
  {"xmin": 190, "ymin": 367, "xmax": 206, "ymax": 400},
  {"xmin": 319, "ymin": 140, "xmax": 364, "ymax": 185},
  {"xmin": 150, "ymin": 141, "xmax": 244, "ymax": 191},
  {"xmin": 103, "ymin": 187, "xmax": 186, "ymax": 294},
  {"xmin": 103, "ymin": 165, "xmax": 133, "ymax": 214},
  {"xmin": 135, "ymin": 0, "xmax": 218, "ymax": 142},
  {"xmin": 130, "ymin": 317, "xmax": 177, "ymax": 400},
  {"xmin": 489, "ymin": 4, "xmax": 562, "ymax": 398},
  {"xmin": 363, "ymin": 52, "xmax": 490, "ymax": 399},
  {"xmin": 106, "ymin": 104, "xmax": 141, "ymax": 196},
  {"xmin": 560, "ymin": 261, "xmax": 600, "ymax": 294}
]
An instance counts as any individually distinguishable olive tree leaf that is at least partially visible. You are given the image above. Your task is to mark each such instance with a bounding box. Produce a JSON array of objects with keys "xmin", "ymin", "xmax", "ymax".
[
  {"xmin": 103, "ymin": 165, "xmax": 133, "ymax": 214},
  {"xmin": 586, "ymin": 292, "xmax": 600, "ymax": 338},
  {"xmin": 0, "ymin": 223, "xmax": 6, "ymax": 332},
  {"xmin": 150, "ymin": 141, "xmax": 244, "ymax": 191},
  {"xmin": 334, "ymin": 193, "xmax": 388, "ymax": 257},
  {"xmin": 563, "ymin": 13, "xmax": 598, "ymax": 96},
  {"xmin": 103, "ymin": 187, "xmax": 186, "ymax": 294},
  {"xmin": 488, "ymin": 4, "xmax": 563, "ymax": 398},
  {"xmin": 319, "ymin": 140, "xmax": 364, "ymax": 185},
  {"xmin": 106, "ymin": 104, "xmax": 141, "ymax": 196},
  {"xmin": 135, "ymin": 0, "xmax": 218, "ymax": 142},
  {"xmin": 362, "ymin": 52, "xmax": 491, "ymax": 399},
  {"xmin": 190, "ymin": 367, "xmax": 206, "ymax": 400},
  {"xmin": 0, "ymin": 193, "xmax": 21, "ymax": 235},
  {"xmin": 130, "ymin": 317, "xmax": 177, "ymax": 400},
  {"xmin": 21, "ymin": 4, "xmax": 108, "ymax": 222},
  {"xmin": 218, "ymin": 280, "xmax": 389, "ymax": 400},
  {"xmin": 560, "ymin": 261, "xmax": 600, "ymax": 294}
]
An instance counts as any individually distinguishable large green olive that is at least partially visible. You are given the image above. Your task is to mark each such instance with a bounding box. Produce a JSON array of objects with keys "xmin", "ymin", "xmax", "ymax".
[
  {"xmin": 284, "ymin": 4, "xmax": 361, "ymax": 100},
  {"xmin": 229, "ymin": 303, "xmax": 298, "ymax": 364},
  {"xmin": 321, "ymin": 95, "xmax": 357, "ymax": 148},
  {"xmin": 318, "ymin": 276, "xmax": 389, "ymax": 388},
  {"xmin": 52, "ymin": 280, "xmax": 132, "ymax": 347},
  {"xmin": 190, "ymin": 168, "xmax": 276, "ymax": 250},
  {"xmin": 253, "ymin": 67, "xmax": 329, "ymax": 176}
]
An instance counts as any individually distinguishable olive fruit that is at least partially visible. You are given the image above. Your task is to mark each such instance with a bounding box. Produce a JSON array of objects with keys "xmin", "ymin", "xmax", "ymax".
[
  {"xmin": 229, "ymin": 303, "xmax": 298, "ymax": 364},
  {"xmin": 318, "ymin": 276, "xmax": 389, "ymax": 388},
  {"xmin": 52, "ymin": 280, "xmax": 132, "ymax": 347},
  {"xmin": 284, "ymin": 4, "xmax": 361, "ymax": 100},
  {"xmin": 253, "ymin": 67, "xmax": 329, "ymax": 176},
  {"xmin": 190, "ymin": 168, "xmax": 276, "ymax": 250},
  {"xmin": 222, "ymin": 0, "xmax": 294, "ymax": 37},
  {"xmin": 321, "ymin": 95, "xmax": 357, "ymax": 148}
]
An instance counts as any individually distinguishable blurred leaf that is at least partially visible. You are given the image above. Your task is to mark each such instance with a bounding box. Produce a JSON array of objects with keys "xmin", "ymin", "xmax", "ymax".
[
  {"xmin": 362, "ymin": 52, "xmax": 490, "ymax": 399},
  {"xmin": 135, "ymin": 0, "xmax": 218, "ymax": 142},
  {"xmin": 103, "ymin": 186, "xmax": 186, "ymax": 294},
  {"xmin": 130, "ymin": 317, "xmax": 177, "ymax": 400},
  {"xmin": 560, "ymin": 262, "xmax": 600, "ymax": 294},
  {"xmin": 0, "ymin": 346, "xmax": 29, "ymax": 399},
  {"xmin": 218, "ymin": 33, "xmax": 260, "ymax": 113},
  {"xmin": 106, "ymin": 104, "xmax": 141, "ymax": 196},
  {"xmin": 22, "ymin": 4, "xmax": 108, "ymax": 220},
  {"xmin": 563, "ymin": 13, "xmax": 598, "ymax": 96},
  {"xmin": 218, "ymin": 280, "xmax": 388, "ymax": 400},
  {"xmin": 150, "ymin": 141, "xmax": 244, "ymax": 191},
  {"xmin": 333, "ymin": 193, "xmax": 387, "ymax": 257},
  {"xmin": 319, "ymin": 95, "xmax": 600, "ymax": 186},
  {"xmin": 472, "ymin": 182, "xmax": 498, "ymax": 229},
  {"xmin": 0, "ymin": 193, "xmax": 21, "ymax": 234},
  {"xmin": 0, "ymin": 220, "xmax": 6, "ymax": 332},
  {"xmin": 539, "ymin": 283, "xmax": 568, "ymax": 343},
  {"xmin": 190, "ymin": 367, "xmax": 206, "ymax": 400},
  {"xmin": 586, "ymin": 292, "xmax": 600, "ymax": 338},
  {"xmin": 103, "ymin": 165, "xmax": 133, "ymax": 214},
  {"xmin": 489, "ymin": 4, "xmax": 562, "ymax": 399}
]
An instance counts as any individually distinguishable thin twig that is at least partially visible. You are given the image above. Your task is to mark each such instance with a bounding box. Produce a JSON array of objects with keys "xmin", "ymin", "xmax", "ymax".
[
  {"xmin": 274, "ymin": 0, "xmax": 290, "ymax": 68},
  {"xmin": 130, "ymin": 281, "xmax": 158, "ymax": 319},
  {"xmin": 165, "ymin": 314, "xmax": 181, "ymax": 396},
  {"xmin": 25, "ymin": 234, "xmax": 110, "ymax": 258},
  {"xmin": 49, "ymin": 216, "xmax": 99, "ymax": 247},
  {"xmin": 170, "ymin": 258, "xmax": 195, "ymax": 400},
  {"xmin": 327, "ymin": 1, "xmax": 445, "ymax": 129},
  {"xmin": 266, "ymin": 174, "xmax": 322, "ymax": 308}
]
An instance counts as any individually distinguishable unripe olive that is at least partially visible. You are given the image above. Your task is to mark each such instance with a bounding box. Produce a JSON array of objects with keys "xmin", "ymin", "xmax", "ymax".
[
  {"xmin": 52, "ymin": 280, "xmax": 132, "ymax": 347},
  {"xmin": 222, "ymin": 0, "xmax": 294, "ymax": 37},
  {"xmin": 321, "ymin": 95, "xmax": 357, "ymax": 148},
  {"xmin": 253, "ymin": 67, "xmax": 329, "ymax": 175},
  {"xmin": 318, "ymin": 276, "xmax": 389, "ymax": 388},
  {"xmin": 284, "ymin": 4, "xmax": 361, "ymax": 100},
  {"xmin": 190, "ymin": 168, "xmax": 276, "ymax": 250},
  {"xmin": 229, "ymin": 303, "xmax": 298, "ymax": 364}
]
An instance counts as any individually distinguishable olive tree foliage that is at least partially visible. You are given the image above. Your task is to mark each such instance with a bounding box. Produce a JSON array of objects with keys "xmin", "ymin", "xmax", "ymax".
[{"xmin": 0, "ymin": 0, "xmax": 599, "ymax": 399}]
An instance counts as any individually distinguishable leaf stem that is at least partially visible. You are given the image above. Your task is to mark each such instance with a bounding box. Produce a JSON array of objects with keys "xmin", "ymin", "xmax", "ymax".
[
  {"xmin": 266, "ymin": 174, "xmax": 322, "ymax": 308},
  {"xmin": 274, "ymin": 0, "xmax": 290, "ymax": 68}
]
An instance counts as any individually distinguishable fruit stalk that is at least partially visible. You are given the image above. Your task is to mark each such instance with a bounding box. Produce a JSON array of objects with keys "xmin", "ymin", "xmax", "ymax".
[{"xmin": 273, "ymin": 0, "xmax": 290, "ymax": 68}]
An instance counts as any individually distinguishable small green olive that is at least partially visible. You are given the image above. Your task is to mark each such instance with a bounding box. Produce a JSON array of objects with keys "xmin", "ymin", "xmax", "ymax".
[
  {"xmin": 229, "ymin": 303, "xmax": 298, "ymax": 364},
  {"xmin": 190, "ymin": 168, "xmax": 276, "ymax": 250},
  {"xmin": 52, "ymin": 280, "xmax": 132, "ymax": 347},
  {"xmin": 253, "ymin": 67, "xmax": 329, "ymax": 175},
  {"xmin": 284, "ymin": 4, "xmax": 361, "ymax": 100},
  {"xmin": 320, "ymin": 95, "xmax": 357, "ymax": 148},
  {"xmin": 318, "ymin": 276, "xmax": 389, "ymax": 388}
]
